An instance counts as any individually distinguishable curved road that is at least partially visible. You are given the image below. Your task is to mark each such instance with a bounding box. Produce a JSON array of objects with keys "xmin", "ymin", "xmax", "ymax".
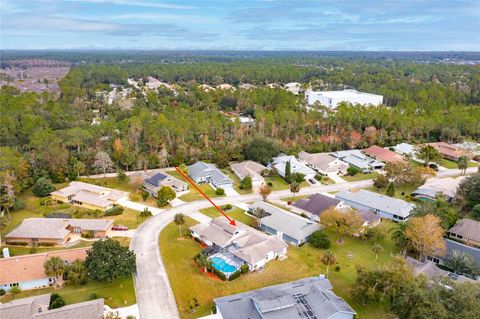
[{"xmin": 131, "ymin": 166, "xmax": 477, "ymax": 319}]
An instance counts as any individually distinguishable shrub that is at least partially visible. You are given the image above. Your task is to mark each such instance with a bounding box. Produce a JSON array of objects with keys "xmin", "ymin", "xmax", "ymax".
[
  {"xmin": 49, "ymin": 293, "xmax": 65, "ymax": 309},
  {"xmin": 140, "ymin": 208, "xmax": 152, "ymax": 217},
  {"xmin": 129, "ymin": 194, "xmax": 140, "ymax": 202},
  {"xmin": 6, "ymin": 241, "xmax": 28, "ymax": 246},
  {"xmin": 104, "ymin": 205, "xmax": 124, "ymax": 216},
  {"xmin": 240, "ymin": 264, "xmax": 249, "ymax": 274},
  {"xmin": 314, "ymin": 174, "xmax": 323, "ymax": 181},
  {"xmin": 215, "ymin": 188, "xmax": 225, "ymax": 196},
  {"xmin": 117, "ymin": 169, "xmax": 127, "ymax": 182},
  {"xmin": 10, "ymin": 286, "xmax": 21, "ymax": 295},
  {"xmin": 29, "ymin": 247, "xmax": 37, "ymax": 254},
  {"xmin": 13, "ymin": 199, "xmax": 26, "ymax": 211},
  {"xmin": 309, "ymin": 231, "xmax": 331, "ymax": 249},
  {"xmin": 347, "ymin": 166, "xmax": 360, "ymax": 176},
  {"xmin": 38, "ymin": 242, "xmax": 55, "ymax": 247},
  {"xmin": 32, "ymin": 177, "xmax": 55, "ymax": 197},
  {"xmin": 157, "ymin": 186, "xmax": 176, "ymax": 207},
  {"xmin": 89, "ymin": 293, "xmax": 99, "ymax": 300},
  {"xmin": 228, "ymin": 270, "xmax": 242, "ymax": 281},
  {"xmin": 223, "ymin": 204, "xmax": 232, "ymax": 210},
  {"xmin": 335, "ymin": 266, "xmax": 341, "ymax": 272},
  {"xmin": 472, "ymin": 204, "xmax": 480, "ymax": 220},
  {"xmin": 267, "ymin": 182, "xmax": 273, "ymax": 187},
  {"xmin": 81, "ymin": 230, "xmax": 94, "ymax": 238},
  {"xmin": 39, "ymin": 197, "xmax": 52, "ymax": 206},
  {"xmin": 0, "ymin": 289, "xmax": 5, "ymax": 296},
  {"xmin": 141, "ymin": 189, "xmax": 150, "ymax": 201},
  {"xmin": 73, "ymin": 209, "xmax": 86, "ymax": 218},
  {"xmin": 239, "ymin": 176, "xmax": 252, "ymax": 190},
  {"xmin": 213, "ymin": 268, "xmax": 226, "ymax": 281}
]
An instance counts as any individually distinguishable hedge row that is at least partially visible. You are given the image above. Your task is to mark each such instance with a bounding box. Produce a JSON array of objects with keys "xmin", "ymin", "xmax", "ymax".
[{"xmin": 104, "ymin": 205, "xmax": 124, "ymax": 216}]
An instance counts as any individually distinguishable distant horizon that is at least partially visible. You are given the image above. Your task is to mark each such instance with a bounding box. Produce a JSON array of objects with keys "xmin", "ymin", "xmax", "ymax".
[{"xmin": 1, "ymin": 0, "xmax": 479, "ymax": 51}]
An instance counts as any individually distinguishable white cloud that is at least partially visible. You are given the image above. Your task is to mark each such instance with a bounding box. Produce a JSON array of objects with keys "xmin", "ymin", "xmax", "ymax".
[{"xmin": 64, "ymin": 0, "xmax": 194, "ymax": 10}]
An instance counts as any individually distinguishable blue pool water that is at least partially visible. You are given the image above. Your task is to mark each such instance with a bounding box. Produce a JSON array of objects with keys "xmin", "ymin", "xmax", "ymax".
[{"xmin": 211, "ymin": 257, "xmax": 237, "ymax": 273}]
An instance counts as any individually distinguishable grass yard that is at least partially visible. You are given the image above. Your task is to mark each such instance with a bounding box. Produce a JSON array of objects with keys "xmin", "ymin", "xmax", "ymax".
[
  {"xmin": 198, "ymin": 206, "xmax": 255, "ymax": 226},
  {"xmin": 160, "ymin": 218, "xmax": 397, "ymax": 319},
  {"xmin": 100, "ymin": 207, "xmax": 150, "ymax": 228},
  {"xmin": 280, "ymin": 195, "xmax": 308, "ymax": 202},
  {"xmin": 365, "ymin": 183, "xmax": 419, "ymax": 202},
  {"xmin": 79, "ymin": 177, "xmax": 137, "ymax": 193},
  {"xmin": 166, "ymin": 170, "xmax": 225, "ymax": 202},
  {"xmin": 342, "ymin": 171, "xmax": 379, "ymax": 182},
  {"xmin": 0, "ymin": 276, "xmax": 135, "ymax": 308},
  {"xmin": 263, "ymin": 175, "xmax": 290, "ymax": 190}
]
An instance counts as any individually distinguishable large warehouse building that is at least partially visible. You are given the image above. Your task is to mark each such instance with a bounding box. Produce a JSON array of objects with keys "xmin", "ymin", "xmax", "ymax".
[{"xmin": 305, "ymin": 89, "xmax": 383, "ymax": 108}]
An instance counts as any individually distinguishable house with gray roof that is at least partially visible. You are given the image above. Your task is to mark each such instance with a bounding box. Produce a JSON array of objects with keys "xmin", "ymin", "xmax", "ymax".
[
  {"xmin": 335, "ymin": 189, "xmax": 415, "ymax": 221},
  {"xmin": 270, "ymin": 154, "xmax": 316, "ymax": 180},
  {"xmin": 0, "ymin": 294, "xmax": 104, "ymax": 319},
  {"xmin": 298, "ymin": 151, "xmax": 348, "ymax": 175},
  {"xmin": 406, "ymin": 257, "xmax": 476, "ymax": 284},
  {"xmin": 188, "ymin": 161, "xmax": 233, "ymax": 188},
  {"xmin": 190, "ymin": 217, "xmax": 287, "ymax": 273},
  {"xmin": 142, "ymin": 172, "xmax": 188, "ymax": 197},
  {"xmin": 292, "ymin": 193, "xmax": 345, "ymax": 222},
  {"xmin": 412, "ymin": 176, "xmax": 466, "ymax": 202},
  {"xmin": 230, "ymin": 161, "xmax": 266, "ymax": 186},
  {"xmin": 212, "ymin": 276, "xmax": 356, "ymax": 319},
  {"xmin": 331, "ymin": 149, "xmax": 384, "ymax": 173},
  {"xmin": 250, "ymin": 201, "xmax": 319, "ymax": 246},
  {"xmin": 427, "ymin": 239, "xmax": 480, "ymax": 273},
  {"xmin": 5, "ymin": 218, "xmax": 113, "ymax": 245}
]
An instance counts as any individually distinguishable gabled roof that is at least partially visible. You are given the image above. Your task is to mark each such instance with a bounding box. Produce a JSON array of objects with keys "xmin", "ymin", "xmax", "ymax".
[
  {"xmin": 293, "ymin": 193, "xmax": 341, "ymax": 217},
  {"xmin": 363, "ymin": 145, "xmax": 405, "ymax": 163},
  {"xmin": 230, "ymin": 161, "xmax": 266, "ymax": 181},
  {"xmin": 51, "ymin": 181, "xmax": 128, "ymax": 203},
  {"xmin": 271, "ymin": 154, "xmax": 316, "ymax": 177},
  {"xmin": 34, "ymin": 299, "xmax": 104, "ymax": 319},
  {"xmin": 331, "ymin": 150, "xmax": 384, "ymax": 169},
  {"xmin": 426, "ymin": 142, "xmax": 465, "ymax": 160},
  {"xmin": 298, "ymin": 151, "xmax": 348, "ymax": 172},
  {"xmin": 0, "ymin": 248, "xmax": 88, "ymax": 285},
  {"xmin": 0, "ymin": 294, "xmax": 50, "ymax": 319},
  {"xmin": 144, "ymin": 172, "xmax": 168, "ymax": 187},
  {"xmin": 413, "ymin": 176, "xmax": 466, "ymax": 199},
  {"xmin": 214, "ymin": 276, "xmax": 356, "ymax": 319},
  {"xmin": 406, "ymin": 257, "xmax": 475, "ymax": 283},
  {"xmin": 444, "ymin": 239, "xmax": 480, "ymax": 267},
  {"xmin": 394, "ymin": 143, "xmax": 416, "ymax": 155},
  {"xmin": 188, "ymin": 161, "xmax": 232, "ymax": 185},
  {"xmin": 335, "ymin": 189, "xmax": 415, "ymax": 218},
  {"xmin": 448, "ymin": 219, "xmax": 480, "ymax": 242},
  {"xmin": 252, "ymin": 201, "xmax": 319, "ymax": 241}
]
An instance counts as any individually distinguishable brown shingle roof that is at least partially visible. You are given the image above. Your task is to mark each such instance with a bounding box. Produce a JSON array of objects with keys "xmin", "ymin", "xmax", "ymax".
[
  {"xmin": 426, "ymin": 142, "xmax": 465, "ymax": 160},
  {"xmin": 363, "ymin": 145, "xmax": 405, "ymax": 163},
  {"xmin": 0, "ymin": 248, "xmax": 88, "ymax": 285},
  {"xmin": 448, "ymin": 219, "xmax": 480, "ymax": 242}
]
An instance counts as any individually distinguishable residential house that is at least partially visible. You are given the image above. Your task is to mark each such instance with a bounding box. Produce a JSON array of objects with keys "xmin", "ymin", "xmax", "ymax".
[
  {"xmin": 0, "ymin": 294, "xmax": 104, "ymax": 319},
  {"xmin": 357, "ymin": 209, "xmax": 382, "ymax": 228},
  {"xmin": 188, "ymin": 161, "xmax": 234, "ymax": 189},
  {"xmin": 427, "ymin": 238, "xmax": 480, "ymax": 270},
  {"xmin": 5, "ymin": 218, "xmax": 113, "ymax": 246},
  {"xmin": 190, "ymin": 217, "xmax": 287, "ymax": 272},
  {"xmin": 145, "ymin": 76, "xmax": 175, "ymax": 92},
  {"xmin": 284, "ymin": 82, "xmax": 302, "ymax": 95},
  {"xmin": 393, "ymin": 142, "xmax": 416, "ymax": 156},
  {"xmin": 142, "ymin": 172, "xmax": 188, "ymax": 197},
  {"xmin": 452, "ymin": 141, "xmax": 480, "ymax": 156},
  {"xmin": 238, "ymin": 83, "xmax": 257, "ymax": 90},
  {"xmin": 406, "ymin": 257, "xmax": 475, "ymax": 284},
  {"xmin": 231, "ymin": 116, "xmax": 255, "ymax": 128},
  {"xmin": 335, "ymin": 189, "xmax": 415, "ymax": 221},
  {"xmin": 298, "ymin": 151, "xmax": 348, "ymax": 175},
  {"xmin": 412, "ymin": 176, "xmax": 466, "ymax": 201},
  {"xmin": 199, "ymin": 84, "xmax": 215, "ymax": 92},
  {"xmin": 217, "ymin": 83, "xmax": 236, "ymax": 91},
  {"xmin": 305, "ymin": 89, "xmax": 383, "ymax": 108},
  {"xmin": 212, "ymin": 276, "xmax": 356, "ymax": 319},
  {"xmin": 447, "ymin": 219, "xmax": 480, "ymax": 246},
  {"xmin": 0, "ymin": 248, "xmax": 88, "ymax": 291},
  {"xmin": 230, "ymin": 161, "xmax": 266, "ymax": 186},
  {"xmin": 250, "ymin": 201, "xmax": 319, "ymax": 246},
  {"xmin": 363, "ymin": 145, "xmax": 405, "ymax": 164},
  {"xmin": 426, "ymin": 142, "xmax": 466, "ymax": 162},
  {"xmin": 266, "ymin": 83, "xmax": 281, "ymax": 89},
  {"xmin": 51, "ymin": 181, "xmax": 128, "ymax": 212},
  {"xmin": 292, "ymin": 193, "xmax": 345, "ymax": 222},
  {"xmin": 331, "ymin": 150, "xmax": 384, "ymax": 173},
  {"xmin": 270, "ymin": 154, "xmax": 317, "ymax": 180}
]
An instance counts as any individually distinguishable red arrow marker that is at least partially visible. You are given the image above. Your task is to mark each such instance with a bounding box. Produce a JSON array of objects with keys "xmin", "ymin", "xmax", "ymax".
[{"xmin": 175, "ymin": 167, "xmax": 236, "ymax": 226}]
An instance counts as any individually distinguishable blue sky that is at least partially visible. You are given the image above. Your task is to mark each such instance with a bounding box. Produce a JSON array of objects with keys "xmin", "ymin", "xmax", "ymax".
[{"xmin": 1, "ymin": 0, "xmax": 479, "ymax": 50}]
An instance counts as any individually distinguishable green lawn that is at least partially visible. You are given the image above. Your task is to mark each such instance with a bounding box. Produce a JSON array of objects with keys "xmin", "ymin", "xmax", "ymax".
[
  {"xmin": 280, "ymin": 195, "xmax": 308, "ymax": 202},
  {"xmin": 160, "ymin": 218, "xmax": 397, "ymax": 319},
  {"xmin": 166, "ymin": 170, "xmax": 225, "ymax": 202},
  {"xmin": 263, "ymin": 175, "xmax": 290, "ymax": 190},
  {"xmin": 366, "ymin": 183, "xmax": 419, "ymax": 202},
  {"xmin": 342, "ymin": 171, "xmax": 379, "ymax": 182},
  {"xmin": 221, "ymin": 169, "xmax": 253, "ymax": 195},
  {"xmin": 80, "ymin": 177, "xmax": 137, "ymax": 193},
  {"xmin": 0, "ymin": 276, "xmax": 135, "ymax": 308},
  {"xmin": 199, "ymin": 206, "xmax": 255, "ymax": 226},
  {"xmin": 440, "ymin": 159, "xmax": 459, "ymax": 169}
]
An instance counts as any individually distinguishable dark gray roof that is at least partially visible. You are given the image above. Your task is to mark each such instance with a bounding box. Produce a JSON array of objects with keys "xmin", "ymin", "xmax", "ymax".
[
  {"xmin": 214, "ymin": 276, "xmax": 356, "ymax": 319},
  {"xmin": 293, "ymin": 194, "xmax": 341, "ymax": 217},
  {"xmin": 144, "ymin": 172, "xmax": 167, "ymax": 187},
  {"xmin": 444, "ymin": 239, "xmax": 480, "ymax": 267}
]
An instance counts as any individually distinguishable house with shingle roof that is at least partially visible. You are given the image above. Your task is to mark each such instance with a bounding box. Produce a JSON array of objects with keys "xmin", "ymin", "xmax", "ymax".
[
  {"xmin": 292, "ymin": 193, "xmax": 344, "ymax": 222},
  {"xmin": 250, "ymin": 201, "xmax": 319, "ymax": 246},
  {"xmin": 447, "ymin": 219, "xmax": 480, "ymax": 246},
  {"xmin": 190, "ymin": 217, "xmax": 287, "ymax": 272},
  {"xmin": 412, "ymin": 176, "xmax": 466, "ymax": 202},
  {"xmin": 230, "ymin": 161, "xmax": 266, "ymax": 186},
  {"xmin": 270, "ymin": 154, "xmax": 316, "ymax": 180},
  {"xmin": 0, "ymin": 294, "xmax": 104, "ymax": 319},
  {"xmin": 51, "ymin": 181, "xmax": 128, "ymax": 211},
  {"xmin": 426, "ymin": 142, "xmax": 466, "ymax": 162},
  {"xmin": 335, "ymin": 189, "xmax": 414, "ymax": 221},
  {"xmin": 363, "ymin": 145, "xmax": 405, "ymax": 164},
  {"xmin": 298, "ymin": 151, "xmax": 348, "ymax": 175},
  {"xmin": 212, "ymin": 276, "xmax": 356, "ymax": 319},
  {"xmin": 188, "ymin": 161, "xmax": 233, "ymax": 188},
  {"xmin": 0, "ymin": 248, "xmax": 88, "ymax": 292},
  {"xmin": 142, "ymin": 172, "xmax": 188, "ymax": 197},
  {"xmin": 5, "ymin": 218, "xmax": 112, "ymax": 246},
  {"xmin": 331, "ymin": 150, "xmax": 384, "ymax": 173}
]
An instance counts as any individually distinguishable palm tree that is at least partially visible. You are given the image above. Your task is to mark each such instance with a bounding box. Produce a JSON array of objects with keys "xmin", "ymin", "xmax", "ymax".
[
  {"xmin": 44, "ymin": 256, "xmax": 66, "ymax": 288},
  {"xmin": 196, "ymin": 253, "xmax": 212, "ymax": 273},
  {"xmin": 389, "ymin": 222, "xmax": 409, "ymax": 255},
  {"xmin": 457, "ymin": 155, "xmax": 469, "ymax": 175},
  {"xmin": 174, "ymin": 213, "xmax": 185, "ymax": 238},
  {"xmin": 66, "ymin": 259, "xmax": 88, "ymax": 285},
  {"xmin": 372, "ymin": 243, "xmax": 384, "ymax": 261},
  {"xmin": 321, "ymin": 250, "xmax": 337, "ymax": 277},
  {"xmin": 0, "ymin": 216, "xmax": 9, "ymax": 245},
  {"xmin": 290, "ymin": 182, "xmax": 300, "ymax": 200}
]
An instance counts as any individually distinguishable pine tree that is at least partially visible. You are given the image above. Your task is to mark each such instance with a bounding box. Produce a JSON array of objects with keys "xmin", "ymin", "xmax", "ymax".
[
  {"xmin": 285, "ymin": 160, "xmax": 291, "ymax": 183},
  {"xmin": 386, "ymin": 182, "xmax": 395, "ymax": 197}
]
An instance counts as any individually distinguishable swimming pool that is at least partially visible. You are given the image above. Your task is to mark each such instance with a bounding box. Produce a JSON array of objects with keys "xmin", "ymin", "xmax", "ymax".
[{"xmin": 211, "ymin": 256, "xmax": 237, "ymax": 273}]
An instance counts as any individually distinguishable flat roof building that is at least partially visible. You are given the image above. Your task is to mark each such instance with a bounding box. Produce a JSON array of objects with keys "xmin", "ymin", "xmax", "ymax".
[{"xmin": 305, "ymin": 89, "xmax": 383, "ymax": 108}]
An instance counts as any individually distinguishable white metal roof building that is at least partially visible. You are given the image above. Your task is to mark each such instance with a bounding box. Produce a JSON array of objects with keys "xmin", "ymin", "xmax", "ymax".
[{"xmin": 305, "ymin": 89, "xmax": 383, "ymax": 108}]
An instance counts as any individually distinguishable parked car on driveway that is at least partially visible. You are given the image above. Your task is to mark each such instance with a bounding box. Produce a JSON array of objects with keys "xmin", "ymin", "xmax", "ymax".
[
  {"xmin": 308, "ymin": 178, "xmax": 316, "ymax": 184},
  {"xmin": 112, "ymin": 225, "xmax": 129, "ymax": 231}
]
